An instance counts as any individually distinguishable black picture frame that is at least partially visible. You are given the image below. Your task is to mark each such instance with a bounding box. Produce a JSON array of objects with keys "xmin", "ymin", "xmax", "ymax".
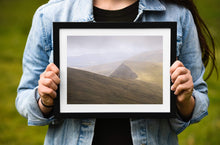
[{"xmin": 53, "ymin": 22, "xmax": 176, "ymax": 118}]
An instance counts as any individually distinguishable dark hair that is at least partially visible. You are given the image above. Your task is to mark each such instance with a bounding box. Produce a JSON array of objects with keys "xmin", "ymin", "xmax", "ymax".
[{"xmin": 162, "ymin": 0, "xmax": 218, "ymax": 80}]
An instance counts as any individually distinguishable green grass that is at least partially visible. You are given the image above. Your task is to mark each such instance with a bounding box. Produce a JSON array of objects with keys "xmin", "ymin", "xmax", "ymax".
[
  {"xmin": 178, "ymin": 49, "xmax": 220, "ymax": 145},
  {"xmin": 0, "ymin": 0, "xmax": 48, "ymax": 144},
  {"xmin": 178, "ymin": 1, "xmax": 220, "ymax": 144},
  {"xmin": 0, "ymin": 0, "xmax": 219, "ymax": 144}
]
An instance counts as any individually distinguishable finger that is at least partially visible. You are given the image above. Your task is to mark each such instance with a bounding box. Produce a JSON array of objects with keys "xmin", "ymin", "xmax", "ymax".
[
  {"xmin": 170, "ymin": 60, "xmax": 184, "ymax": 75},
  {"xmin": 171, "ymin": 67, "xmax": 189, "ymax": 83},
  {"xmin": 40, "ymin": 78, "xmax": 58, "ymax": 91},
  {"xmin": 44, "ymin": 71, "xmax": 60, "ymax": 85},
  {"xmin": 174, "ymin": 84, "xmax": 185, "ymax": 96},
  {"xmin": 176, "ymin": 87, "xmax": 193, "ymax": 103},
  {"xmin": 174, "ymin": 81, "xmax": 193, "ymax": 95},
  {"xmin": 38, "ymin": 84, "xmax": 57, "ymax": 99},
  {"xmin": 40, "ymin": 71, "xmax": 46, "ymax": 79},
  {"xmin": 176, "ymin": 92, "xmax": 187, "ymax": 104},
  {"xmin": 46, "ymin": 63, "xmax": 59, "ymax": 75},
  {"xmin": 171, "ymin": 74, "xmax": 188, "ymax": 91}
]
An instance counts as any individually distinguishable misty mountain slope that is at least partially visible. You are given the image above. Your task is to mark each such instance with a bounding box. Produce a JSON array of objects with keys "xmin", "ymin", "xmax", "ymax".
[
  {"xmin": 110, "ymin": 63, "xmax": 138, "ymax": 80},
  {"xmin": 67, "ymin": 67, "xmax": 162, "ymax": 104},
  {"xmin": 82, "ymin": 61, "xmax": 123, "ymax": 76},
  {"xmin": 68, "ymin": 49, "xmax": 162, "ymax": 76},
  {"xmin": 124, "ymin": 61, "xmax": 163, "ymax": 87}
]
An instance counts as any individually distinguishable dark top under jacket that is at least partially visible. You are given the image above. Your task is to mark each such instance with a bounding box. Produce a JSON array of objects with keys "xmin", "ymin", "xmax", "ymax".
[{"xmin": 92, "ymin": 1, "xmax": 139, "ymax": 145}]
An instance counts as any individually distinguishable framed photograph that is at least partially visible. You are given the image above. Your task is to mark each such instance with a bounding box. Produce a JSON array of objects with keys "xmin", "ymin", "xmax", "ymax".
[{"xmin": 53, "ymin": 22, "xmax": 176, "ymax": 118}]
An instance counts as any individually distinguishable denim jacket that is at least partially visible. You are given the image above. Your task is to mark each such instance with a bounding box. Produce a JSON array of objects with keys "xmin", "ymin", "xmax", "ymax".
[{"xmin": 16, "ymin": 0, "xmax": 209, "ymax": 145}]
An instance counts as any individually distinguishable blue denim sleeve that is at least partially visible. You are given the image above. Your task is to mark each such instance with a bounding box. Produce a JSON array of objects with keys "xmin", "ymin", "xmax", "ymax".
[
  {"xmin": 169, "ymin": 8, "xmax": 209, "ymax": 134},
  {"xmin": 16, "ymin": 8, "xmax": 55, "ymax": 126}
]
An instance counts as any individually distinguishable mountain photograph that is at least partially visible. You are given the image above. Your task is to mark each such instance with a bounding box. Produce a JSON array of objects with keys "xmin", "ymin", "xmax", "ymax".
[{"xmin": 67, "ymin": 36, "xmax": 163, "ymax": 104}]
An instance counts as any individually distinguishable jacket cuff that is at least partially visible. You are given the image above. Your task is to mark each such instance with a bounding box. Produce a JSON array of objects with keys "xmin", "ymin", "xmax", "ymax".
[
  {"xmin": 169, "ymin": 89, "xmax": 208, "ymax": 134},
  {"xmin": 27, "ymin": 87, "xmax": 55, "ymax": 126}
]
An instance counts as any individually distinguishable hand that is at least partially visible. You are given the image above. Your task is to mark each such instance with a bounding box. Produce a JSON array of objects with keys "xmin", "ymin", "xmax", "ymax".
[
  {"xmin": 38, "ymin": 63, "xmax": 60, "ymax": 114},
  {"xmin": 170, "ymin": 60, "xmax": 195, "ymax": 120}
]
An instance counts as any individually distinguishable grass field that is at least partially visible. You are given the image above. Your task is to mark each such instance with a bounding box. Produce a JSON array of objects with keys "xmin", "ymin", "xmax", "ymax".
[{"xmin": 0, "ymin": 0, "xmax": 219, "ymax": 144}]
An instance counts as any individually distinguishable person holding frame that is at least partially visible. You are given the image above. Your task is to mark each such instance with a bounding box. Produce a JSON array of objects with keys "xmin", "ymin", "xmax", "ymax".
[{"xmin": 16, "ymin": 0, "xmax": 217, "ymax": 145}]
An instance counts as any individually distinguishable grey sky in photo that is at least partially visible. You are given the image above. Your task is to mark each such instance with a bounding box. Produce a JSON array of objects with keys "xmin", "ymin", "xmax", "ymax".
[{"xmin": 67, "ymin": 36, "xmax": 162, "ymax": 68}]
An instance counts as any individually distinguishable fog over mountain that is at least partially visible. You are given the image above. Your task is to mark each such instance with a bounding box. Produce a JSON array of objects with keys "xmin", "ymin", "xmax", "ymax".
[
  {"xmin": 110, "ymin": 63, "xmax": 138, "ymax": 80},
  {"xmin": 67, "ymin": 36, "xmax": 162, "ymax": 68},
  {"xmin": 68, "ymin": 51, "xmax": 138, "ymax": 68}
]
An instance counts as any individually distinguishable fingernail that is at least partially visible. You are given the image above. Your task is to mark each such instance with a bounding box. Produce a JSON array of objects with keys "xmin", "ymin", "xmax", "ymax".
[
  {"xmin": 174, "ymin": 91, "xmax": 177, "ymax": 95},
  {"xmin": 171, "ymin": 86, "xmax": 174, "ymax": 90}
]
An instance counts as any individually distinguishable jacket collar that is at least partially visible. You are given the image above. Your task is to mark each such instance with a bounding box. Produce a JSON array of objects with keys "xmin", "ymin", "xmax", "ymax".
[
  {"xmin": 139, "ymin": 0, "xmax": 166, "ymax": 11},
  {"xmin": 68, "ymin": 0, "xmax": 166, "ymax": 22}
]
